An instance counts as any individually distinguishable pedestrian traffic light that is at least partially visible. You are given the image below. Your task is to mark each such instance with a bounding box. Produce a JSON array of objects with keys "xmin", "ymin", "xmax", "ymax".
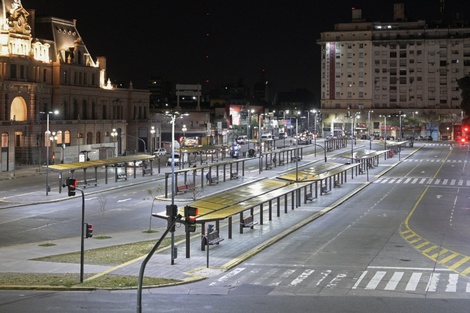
[
  {"xmin": 184, "ymin": 205, "xmax": 198, "ymax": 232},
  {"xmin": 85, "ymin": 223, "xmax": 93, "ymax": 238},
  {"xmin": 66, "ymin": 177, "xmax": 78, "ymax": 196},
  {"xmin": 166, "ymin": 204, "xmax": 178, "ymax": 232}
]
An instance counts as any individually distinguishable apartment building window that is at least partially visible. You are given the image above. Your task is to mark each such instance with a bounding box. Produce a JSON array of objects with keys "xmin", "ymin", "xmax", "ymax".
[
  {"xmin": 390, "ymin": 77, "xmax": 397, "ymax": 84},
  {"xmin": 359, "ymin": 43, "xmax": 364, "ymax": 48},
  {"xmin": 359, "ymin": 92, "xmax": 364, "ymax": 98},
  {"xmin": 347, "ymin": 92, "xmax": 352, "ymax": 98},
  {"xmin": 390, "ymin": 51, "xmax": 397, "ymax": 58},
  {"xmin": 359, "ymin": 62, "xmax": 364, "ymax": 68},
  {"xmin": 400, "ymin": 51, "xmax": 407, "ymax": 58}
]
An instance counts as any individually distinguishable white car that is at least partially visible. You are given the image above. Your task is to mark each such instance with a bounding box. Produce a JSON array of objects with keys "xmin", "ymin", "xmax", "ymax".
[{"xmin": 154, "ymin": 148, "xmax": 167, "ymax": 157}]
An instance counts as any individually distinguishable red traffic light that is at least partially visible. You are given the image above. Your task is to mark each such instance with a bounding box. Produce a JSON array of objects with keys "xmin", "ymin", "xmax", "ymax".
[
  {"xmin": 184, "ymin": 206, "xmax": 198, "ymax": 232},
  {"xmin": 67, "ymin": 178, "xmax": 78, "ymax": 196}
]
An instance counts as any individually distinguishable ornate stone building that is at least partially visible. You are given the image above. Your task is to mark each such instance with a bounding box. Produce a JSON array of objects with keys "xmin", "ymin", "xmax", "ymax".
[{"xmin": 0, "ymin": 1, "xmax": 150, "ymax": 171}]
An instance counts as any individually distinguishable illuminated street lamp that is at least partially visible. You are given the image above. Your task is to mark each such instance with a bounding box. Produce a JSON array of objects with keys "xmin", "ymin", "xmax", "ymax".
[
  {"xmin": 165, "ymin": 111, "xmax": 188, "ymax": 264},
  {"xmin": 40, "ymin": 110, "xmax": 59, "ymax": 196},
  {"xmin": 182, "ymin": 124, "xmax": 187, "ymax": 147},
  {"xmin": 150, "ymin": 126, "xmax": 155, "ymax": 153},
  {"xmin": 111, "ymin": 128, "xmax": 118, "ymax": 157}
]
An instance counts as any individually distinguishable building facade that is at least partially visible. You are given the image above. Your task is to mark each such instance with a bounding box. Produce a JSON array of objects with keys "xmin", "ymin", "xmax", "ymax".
[
  {"xmin": 0, "ymin": 1, "xmax": 150, "ymax": 172},
  {"xmin": 317, "ymin": 4, "xmax": 466, "ymax": 139}
]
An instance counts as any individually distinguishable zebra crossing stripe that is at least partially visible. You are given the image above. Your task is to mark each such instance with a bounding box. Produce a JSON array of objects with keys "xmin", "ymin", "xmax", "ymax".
[
  {"xmin": 426, "ymin": 273, "xmax": 440, "ymax": 292},
  {"xmin": 352, "ymin": 271, "xmax": 367, "ymax": 289},
  {"xmin": 365, "ymin": 271, "xmax": 386, "ymax": 289},
  {"xmin": 427, "ymin": 179, "xmax": 433, "ymax": 184},
  {"xmin": 270, "ymin": 269, "xmax": 295, "ymax": 287},
  {"xmin": 384, "ymin": 272, "xmax": 404, "ymax": 290},
  {"xmin": 467, "ymin": 283, "xmax": 470, "ymax": 293},
  {"xmin": 209, "ymin": 267, "xmax": 245, "ymax": 286},
  {"xmin": 419, "ymin": 178, "xmax": 426, "ymax": 184},
  {"xmin": 442, "ymin": 179, "xmax": 449, "ymax": 185},
  {"xmin": 446, "ymin": 274, "xmax": 459, "ymax": 292},
  {"xmin": 405, "ymin": 272, "xmax": 422, "ymax": 291},
  {"xmin": 289, "ymin": 269, "xmax": 315, "ymax": 286},
  {"xmin": 450, "ymin": 179, "xmax": 456, "ymax": 185}
]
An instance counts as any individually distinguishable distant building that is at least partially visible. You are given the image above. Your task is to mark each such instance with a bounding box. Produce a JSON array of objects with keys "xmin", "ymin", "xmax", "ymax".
[{"xmin": 317, "ymin": 3, "xmax": 466, "ymax": 139}]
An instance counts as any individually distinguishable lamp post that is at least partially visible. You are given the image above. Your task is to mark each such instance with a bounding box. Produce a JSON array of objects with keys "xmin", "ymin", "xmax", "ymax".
[
  {"xmin": 295, "ymin": 111, "xmax": 300, "ymax": 182},
  {"xmin": 311, "ymin": 109, "xmax": 317, "ymax": 157},
  {"xmin": 41, "ymin": 110, "xmax": 59, "ymax": 196},
  {"xmin": 368, "ymin": 110, "xmax": 373, "ymax": 137},
  {"xmin": 150, "ymin": 126, "xmax": 155, "ymax": 153},
  {"xmin": 111, "ymin": 128, "xmax": 117, "ymax": 157},
  {"xmin": 182, "ymin": 124, "xmax": 187, "ymax": 147},
  {"xmin": 165, "ymin": 111, "xmax": 188, "ymax": 263}
]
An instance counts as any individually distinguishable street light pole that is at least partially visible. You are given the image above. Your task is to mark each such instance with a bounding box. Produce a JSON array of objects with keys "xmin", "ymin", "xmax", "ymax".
[
  {"xmin": 111, "ymin": 128, "xmax": 117, "ymax": 157},
  {"xmin": 150, "ymin": 126, "xmax": 155, "ymax": 153},
  {"xmin": 42, "ymin": 110, "xmax": 59, "ymax": 196},
  {"xmin": 295, "ymin": 112, "xmax": 299, "ymax": 182}
]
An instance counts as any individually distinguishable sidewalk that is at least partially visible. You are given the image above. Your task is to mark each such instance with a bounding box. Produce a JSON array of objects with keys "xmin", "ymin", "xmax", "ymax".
[{"xmin": 0, "ymin": 144, "xmax": 410, "ymax": 289}]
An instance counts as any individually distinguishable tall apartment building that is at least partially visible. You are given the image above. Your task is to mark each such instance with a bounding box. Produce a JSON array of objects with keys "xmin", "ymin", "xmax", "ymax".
[
  {"xmin": 0, "ymin": 1, "xmax": 150, "ymax": 172},
  {"xmin": 317, "ymin": 4, "xmax": 467, "ymax": 138}
]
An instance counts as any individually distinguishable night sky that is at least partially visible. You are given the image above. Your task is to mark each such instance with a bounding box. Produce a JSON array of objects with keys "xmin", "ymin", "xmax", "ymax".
[{"xmin": 23, "ymin": 0, "xmax": 470, "ymax": 96}]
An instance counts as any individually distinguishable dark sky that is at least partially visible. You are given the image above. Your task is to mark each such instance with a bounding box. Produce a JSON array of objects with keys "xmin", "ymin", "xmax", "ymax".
[{"xmin": 23, "ymin": 0, "xmax": 470, "ymax": 96}]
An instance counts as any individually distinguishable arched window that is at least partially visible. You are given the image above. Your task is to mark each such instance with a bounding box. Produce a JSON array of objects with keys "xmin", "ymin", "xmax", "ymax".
[
  {"xmin": 1, "ymin": 132, "xmax": 8, "ymax": 147},
  {"xmin": 87, "ymin": 132, "xmax": 92, "ymax": 144},
  {"xmin": 96, "ymin": 131, "xmax": 101, "ymax": 144},
  {"xmin": 10, "ymin": 97, "xmax": 27, "ymax": 121},
  {"xmin": 56, "ymin": 130, "xmax": 63, "ymax": 144},
  {"xmin": 64, "ymin": 130, "xmax": 71, "ymax": 145}
]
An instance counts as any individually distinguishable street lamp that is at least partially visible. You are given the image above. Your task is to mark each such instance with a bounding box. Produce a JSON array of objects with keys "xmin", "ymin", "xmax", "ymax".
[
  {"xmin": 182, "ymin": 124, "xmax": 187, "ymax": 147},
  {"xmin": 111, "ymin": 128, "xmax": 118, "ymax": 157},
  {"xmin": 40, "ymin": 110, "xmax": 59, "ymax": 196},
  {"xmin": 150, "ymin": 126, "xmax": 155, "ymax": 153},
  {"xmin": 368, "ymin": 110, "xmax": 374, "ymax": 137},
  {"xmin": 165, "ymin": 111, "xmax": 188, "ymax": 263}
]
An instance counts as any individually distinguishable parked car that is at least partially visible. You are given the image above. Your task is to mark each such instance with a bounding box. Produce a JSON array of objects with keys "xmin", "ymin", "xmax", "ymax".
[
  {"xmin": 127, "ymin": 160, "xmax": 143, "ymax": 167},
  {"xmin": 154, "ymin": 148, "xmax": 167, "ymax": 157},
  {"xmin": 236, "ymin": 135, "xmax": 248, "ymax": 144},
  {"xmin": 166, "ymin": 153, "xmax": 188, "ymax": 166}
]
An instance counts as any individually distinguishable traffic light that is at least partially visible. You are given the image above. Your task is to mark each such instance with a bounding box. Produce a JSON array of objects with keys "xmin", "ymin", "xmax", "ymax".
[
  {"xmin": 166, "ymin": 204, "xmax": 178, "ymax": 232},
  {"xmin": 85, "ymin": 223, "xmax": 93, "ymax": 238},
  {"xmin": 184, "ymin": 205, "xmax": 198, "ymax": 232},
  {"xmin": 460, "ymin": 137, "xmax": 467, "ymax": 144},
  {"xmin": 66, "ymin": 177, "xmax": 78, "ymax": 196}
]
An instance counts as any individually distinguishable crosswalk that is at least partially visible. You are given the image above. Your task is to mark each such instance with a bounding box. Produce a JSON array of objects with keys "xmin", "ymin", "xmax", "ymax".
[
  {"xmin": 375, "ymin": 176, "xmax": 470, "ymax": 186},
  {"xmin": 208, "ymin": 266, "xmax": 470, "ymax": 294}
]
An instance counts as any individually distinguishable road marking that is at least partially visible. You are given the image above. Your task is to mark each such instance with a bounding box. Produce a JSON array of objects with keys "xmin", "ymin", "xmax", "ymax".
[
  {"xmin": 270, "ymin": 269, "xmax": 295, "ymax": 287},
  {"xmin": 117, "ymin": 198, "xmax": 132, "ymax": 202},
  {"xmin": 289, "ymin": 269, "xmax": 315, "ymax": 286},
  {"xmin": 209, "ymin": 267, "xmax": 245, "ymax": 286},
  {"xmin": 365, "ymin": 271, "xmax": 386, "ymax": 289},
  {"xmin": 445, "ymin": 274, "xmax": 458, "ymax": 292},
  {"xmin": 426, "ymin": 273, "xmax": 440, "ymax": 292},
  {"xmin": 405, "ymin": 272, "xmax": 422, "ymax": 291},
  {"xmin": 384, "ymin": 272, "xmax": 403, "ymax": 290}
]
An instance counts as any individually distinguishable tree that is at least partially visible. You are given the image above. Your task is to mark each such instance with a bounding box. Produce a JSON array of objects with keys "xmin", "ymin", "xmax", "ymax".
[{"xmin": 457, "ymin": 76, "xmax": 470, "ymax": 116}]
